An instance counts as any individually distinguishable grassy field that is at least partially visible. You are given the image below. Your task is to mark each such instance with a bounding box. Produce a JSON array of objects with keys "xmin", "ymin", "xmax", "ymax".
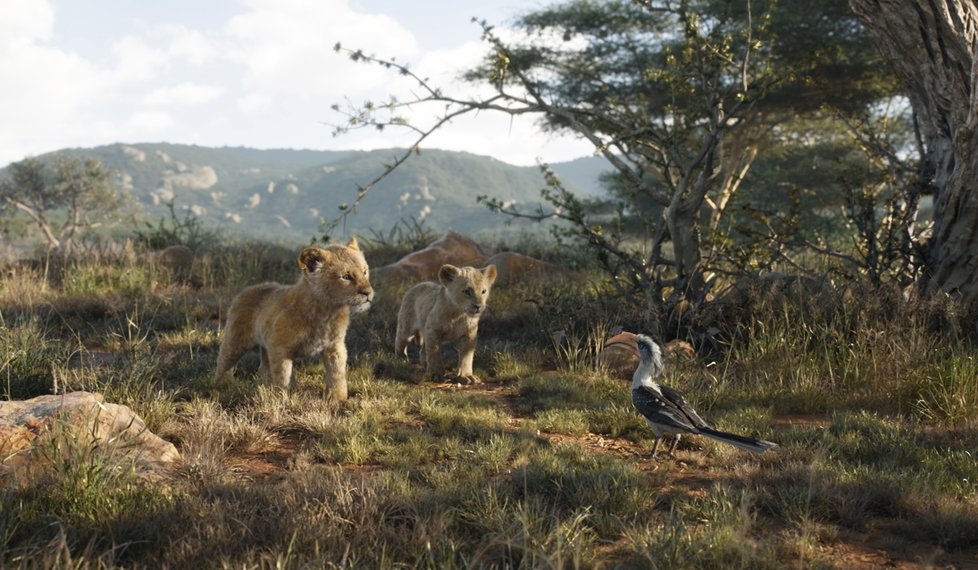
[{"xmin": 1, "ymin": 240, "xmax": 977, "ymax": 569}]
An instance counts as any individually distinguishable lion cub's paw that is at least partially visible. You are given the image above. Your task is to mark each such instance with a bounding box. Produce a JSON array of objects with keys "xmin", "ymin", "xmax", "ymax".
[{"xmin": 453, "ymin": 373, "xmax": 483, "ymax": 385}]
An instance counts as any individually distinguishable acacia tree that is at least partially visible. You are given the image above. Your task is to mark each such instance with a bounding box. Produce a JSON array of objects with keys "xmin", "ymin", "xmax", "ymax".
[
  {"xmin": 0, "ymin": 155, "xmax": 122, "ymax": 253},
  {"xmin": 335, "ymin": 0, "xmax": 778, "ymax": 312},
  {"xmin": 333, "ymin": 0, "xmax": 897, "ymax": 326},
  {"xmin": 849, "ymin": 0, "xmax": 978, "ymax": 315},
  {"xmin": 493, "ymin": 0, "xmax": 774, "ymax": 307}
]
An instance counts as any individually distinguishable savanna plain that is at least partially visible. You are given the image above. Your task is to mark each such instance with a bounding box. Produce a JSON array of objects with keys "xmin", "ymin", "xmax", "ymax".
[{"xmin": 2, "ymin": 233, "xmax": 978, "ymax": 569}]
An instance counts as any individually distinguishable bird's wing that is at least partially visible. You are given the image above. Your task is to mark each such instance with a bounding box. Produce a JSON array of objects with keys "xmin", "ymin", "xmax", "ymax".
[
  {"xmin": 660, "ymin": 384, "xmax": 713, "ymax": 429},
  {"xmin": 632, "ymin": 386, "xmax": 701, "ymax": 433}
]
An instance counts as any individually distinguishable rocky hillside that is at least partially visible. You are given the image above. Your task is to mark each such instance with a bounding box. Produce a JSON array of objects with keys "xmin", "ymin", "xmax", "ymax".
[{"xmin": 25, "ymin": 143, "xmax": 609, "ymax": 241}]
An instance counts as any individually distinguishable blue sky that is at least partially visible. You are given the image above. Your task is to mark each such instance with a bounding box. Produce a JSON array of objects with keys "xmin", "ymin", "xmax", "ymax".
[{"xmin": 0, "ymin": 0, "xmax": 591, "ymax": 168}]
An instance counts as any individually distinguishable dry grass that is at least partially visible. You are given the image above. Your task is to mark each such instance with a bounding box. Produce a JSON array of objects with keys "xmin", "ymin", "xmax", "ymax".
[{"xmin": 1, "ymin": 242, "xmax": 977, "ymax": 568}]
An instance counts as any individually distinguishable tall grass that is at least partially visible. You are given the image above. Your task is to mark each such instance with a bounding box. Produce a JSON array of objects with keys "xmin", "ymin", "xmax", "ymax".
[
  {"xmin": 2, "ymin": 241, "xmax": 978, "ymax": 567},
  {"xmin": 623, "ymin": 485, "xmax": 781, "ymax": 569},
  {"xmin": 706, "ymin": 282, "xmax": 978, "ymax": 423},
  {"xmin": 1, "ymin": 416, "xmax": 177, "ymax": 567},
  {"xmin": 0, "ymin": 315, "xmax": 74, "ymax": 399},
  {"xmin": 915, "ymin": 352, "xmax": 978, "ymax": 425}
]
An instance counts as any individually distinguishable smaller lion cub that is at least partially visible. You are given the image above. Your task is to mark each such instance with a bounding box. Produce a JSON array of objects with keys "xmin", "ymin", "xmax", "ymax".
[
  {"xmin": 216, "ymin": 238, "xmax": 373, "ymax": 401},
  {"xmin": 395, "ymin": 264, "xmax": 497, "ymax": 384}
]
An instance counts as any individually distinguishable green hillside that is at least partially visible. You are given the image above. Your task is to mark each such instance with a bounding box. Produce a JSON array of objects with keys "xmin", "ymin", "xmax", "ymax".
[{"xmin": 19, "ymin": 143, "xmax": 608, "ymax": 241}]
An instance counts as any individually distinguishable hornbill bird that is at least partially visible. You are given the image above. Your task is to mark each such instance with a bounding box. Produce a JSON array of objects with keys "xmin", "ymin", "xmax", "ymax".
[{"xmin": 631, "ymin": 334, "xmax": 778, "ymax": 458}]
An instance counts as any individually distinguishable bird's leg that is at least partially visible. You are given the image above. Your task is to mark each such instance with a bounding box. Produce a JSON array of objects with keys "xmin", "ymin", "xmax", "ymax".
[
  {"xmin": 650, "ymin": 437, "xmax": 662, "ymax": 459},
  {"xmin": 668, "ymin": 434, "xmax": 681, "ymax": 455}
]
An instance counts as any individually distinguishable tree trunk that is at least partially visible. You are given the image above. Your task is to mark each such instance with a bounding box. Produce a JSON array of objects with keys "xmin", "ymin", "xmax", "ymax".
[
  {"xmin": 849, "ymin": 0, "xmax": 978, "ymax": 314},
  {"xmin": 9, "ymin": 200, "xmax": 61, "ymax": 250},
  {"xmin": 666, "ymin": 201, "xmax": 706, "ymax": 301}
]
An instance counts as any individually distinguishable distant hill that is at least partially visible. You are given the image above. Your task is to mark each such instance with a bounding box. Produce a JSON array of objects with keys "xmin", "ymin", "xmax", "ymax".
[
  {"xmin": 12, "ymin": 143, "xmax": 611, "ymax": 241},
  {"xmin": 549, "ymin": 155, "xmax": 609, "ymax": 198}
]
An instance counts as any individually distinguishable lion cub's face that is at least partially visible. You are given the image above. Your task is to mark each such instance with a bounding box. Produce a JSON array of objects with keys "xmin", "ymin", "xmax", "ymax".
[
  {"xmin": 439, "ymin": 264, "xmax": 497, "ymax": 315},
  {"xmin": 298, "ymin": 238, "xmax": 374, "ymax": 311}
]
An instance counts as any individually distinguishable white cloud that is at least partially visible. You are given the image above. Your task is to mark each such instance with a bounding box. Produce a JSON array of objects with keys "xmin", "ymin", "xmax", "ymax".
[
  {"xmin": 437, "ymin": 119, "xmax": 593, "ymax": 166},
  {"xmin": 0, "ymin": 1, "xmax": 111, "ymax": 164},
  {"xmin": 415, "ymin": 39, "xmax": 489, "ymax": 95},
  {"xmin": 225, "ymin": 0, "xmax": 420, "ymax": 99},
  {"xmin": 0, "ymin": 0, "xmax": 55, "ymax": 48},
  {"xmin": 331, "ymin": 34, "xmax": 596, "ymax": 166},
  {"xmin": 143, "ymin": 83, "xmax": 224, "ymax": 106},
  {"xmin": 238, "ymin": 93, "xmax": 270, "ymax": 113},
  {"xmin": 129, "ymin": 110, "xmax": 174, "ymax": 131},
  {"xmin": 160, "ymin": 24, "xmax": 221, "ymax": 65},
  {"xmin": 110, "ymin": 35, "xmax": 168, "ymax": 82},
  {"xmin": 0, "ymin": 0, "xmax": 590, "ymax": 168}
]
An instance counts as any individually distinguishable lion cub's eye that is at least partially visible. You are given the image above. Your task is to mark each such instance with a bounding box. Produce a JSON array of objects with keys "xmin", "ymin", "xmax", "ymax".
[
  {"xmin": 464, "ymin": 287, "xmax": 473, "ymax": 296},
  {"xmin": 341, "ymin": 273, "xmax": 353, "ymax": 281}
]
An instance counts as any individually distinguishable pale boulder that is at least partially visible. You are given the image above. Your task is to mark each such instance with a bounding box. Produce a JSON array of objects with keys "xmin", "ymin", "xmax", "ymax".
[
  {"xmin": 598, "ymin": 331, "xmax": 640, "ymax": 378},
  {"xmin": 372, "ymin": 231, "xmax": 490, "ymax": 283},
  {"xmin": 0, "ymin": 391, "xmax": 179, "ymax": 480},
  {"xmin": 371, "ymin": 232, "xmax": 553, "ymax": 286},
  {"xmin": 483, "ymin": 251, "xmax": 550, "ymax": 284}
]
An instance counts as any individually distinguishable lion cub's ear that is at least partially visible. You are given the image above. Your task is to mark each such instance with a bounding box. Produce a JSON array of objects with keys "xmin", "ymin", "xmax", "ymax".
[
  {"xmin": 439, "ymin": 264, "xmax": 461, "ymax": 285},
  {"xmin": 346, "ymin": 236, "xmax": 360, "ymax": 251},
  {"xmin": 298, "ymin": 247, "xmax": 332, "ymax": 273},
  {"xmin": 482, "ymin": 264, "xmax": 497, "ymax": 285}
]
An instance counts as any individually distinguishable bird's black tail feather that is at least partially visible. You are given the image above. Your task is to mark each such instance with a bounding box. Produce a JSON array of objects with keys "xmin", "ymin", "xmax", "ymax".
[{"xmin": 699, "ymin": 428, "xmax": 778, "ymax": 453}]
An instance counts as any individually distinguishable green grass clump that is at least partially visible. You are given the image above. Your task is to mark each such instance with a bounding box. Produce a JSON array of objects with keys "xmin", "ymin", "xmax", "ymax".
[
  {"xmin": 454, "ymin": 491, "xmax": 599, "ymax": 568},
  {"xmin": 61, "ymin": 261, "xmax": 155, "ymax": 299},
  {"xmin": 415, "ymin": 390, "xmax": 511, "ymax": 440},
  {"xmin": 509, "ymin": 444, "xmax": 657, "ymax": 537},
  {"xmin": 1, "ymin": 421, "xmax": 178, "ymax": 566},
  {"xmin": 622, "ymin": 485, "xmax": 782, "ymax": 569},
  {"xmin": 0, "ymin": 315, "xmax": 74, "ymax": 399},
  {"xmin": 914, "ymin": 352, "xmax": 978, "ymax": 425},
  {"xmin": 750, "ymin": 411, "xmax": 978, "ymax": 549}
]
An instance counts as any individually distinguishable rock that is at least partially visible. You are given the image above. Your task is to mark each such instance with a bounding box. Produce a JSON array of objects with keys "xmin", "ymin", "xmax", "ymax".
[
  {"xmin": 140, "ymin": 245, "xmax": 194, "ymax": 281},
  {"xmin": 372, "ymin": 231, "xmax": 491, "ymax": 284},
  {"xmin": 598, "ymin": 331, "xmax": 639, "ymax": 378},
  {"xmin": 372, "ymin": 232, "xmax": 552, "ymax": 286},
  {"xmin": 0, "ymin": 391, "xmax": 179, "ymax": 480},
  {"xmin": 664, "ymin": 339, "xmax": 696, "ymax": 362},
  {"xmin": 597, "ymin": 332, "xmax": 697, "ymax": 380},
  {"xmin": 483, "ymin": 251, "xmax": 550, "ymax": 284}
]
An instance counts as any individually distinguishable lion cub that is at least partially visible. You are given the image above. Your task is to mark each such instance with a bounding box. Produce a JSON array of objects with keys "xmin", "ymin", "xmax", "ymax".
[
  {"xmin": 395, "ymin": 264, "xmax": 497, "ymax": 384},
  {"xmin": 216, "ymin": 238, "xmax": 373, "ymax": 401}
]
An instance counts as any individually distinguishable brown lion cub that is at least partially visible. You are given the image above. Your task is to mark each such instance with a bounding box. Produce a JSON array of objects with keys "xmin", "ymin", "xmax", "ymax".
[
  {"xmin": 395, "ymin": 264, "xmax": 497, "ymax": 384},
  {"xmin": 216, "ymin": 238, "xmax": 373, "ymax": 401}
]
